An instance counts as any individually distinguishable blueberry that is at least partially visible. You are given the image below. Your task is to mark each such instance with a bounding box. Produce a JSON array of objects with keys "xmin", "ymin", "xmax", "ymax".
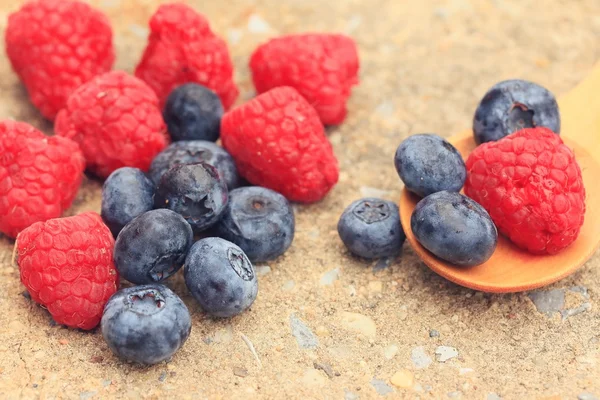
[
  {"xmin": 113, "ymin": 209, "xmax": 193, "ymax": 284},
  {"xmin": 184, "ymin": 237, "xmax": 258, "ymax": 318},
  {"xmin": 149, "ymin": 140, "xmax": 240, "ymax": 190},
  {"xmin": 212, "ymin": 187, "xmax": 295, "ymax": 262},
  {"xmin": 411, "ymin": 191, "xmax": 497, "ymax": 267},
  {"xmin": 394, "ymin": 134, "xmax": 466, "ymax": 198},
  {"xmin": 101, "ymin": 284, "xmax": 191, "ymax": 365},
  {"xmin": 154, "ymin": 162, "xmax": 228, "ymax": 233},
  {"xmin": 337, "ymin": 197, "xmax": 405, "ymax": 259},
  {"xmin": 163, "ymin": 83, "xmax": 224, "ymax": 143},
  {"xmin": 101, "ymin": 167, "xmax": 155, "ymax": 237},
  {"xmin": 473, "ymin": 79, "xmax": 560, "ymax": 144}
]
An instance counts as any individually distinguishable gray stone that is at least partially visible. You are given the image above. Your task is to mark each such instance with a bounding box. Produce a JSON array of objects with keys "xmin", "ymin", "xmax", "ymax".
[
  {"xmin": 411, "ymin": 346, "xmax": 432, "ymax": 369},
  {"xmin": 429, "ymin": 329, "xmax": 440, "ymax": 338},
  {"xmin": 487, "ymin": 393, "xmax": 502, "ymax": 400},
  {"xmin": 79, "ymin": 391, "xmax": 98, "ymax": 400},
  {"xmin": 374, "ymin": 257, "xmax": 393, "ymax": 271},
  {"xmin": 435, "ymin": 346, "xmax": 459, "ymax": 362},
  {"xmin": 320, "ymin": 268, "xmax": 340, "ymax": 285},
  {"xmin": 571, "ymin": 286, "xmax": 590, "ymax": 298},
  {"xmin": 578, "ymin": 393, "xmax": 598, "ymax": 400},
  {"xmin": 290, "ymin": 314, "xmax": 318, "ymax": 349},
  {"xmin": 344, "ymin": 390, "xmax": 360, "ymax": 400},
  {"xmin": 528, "ymin": 289, "xmax": 565, "ymax": 315},
  {"xmin": 370, "ymin": 378, "xmax": 394, "ymax": 396},
  {"xmin": 561, "ymin": 302, "xmax": 592, "ymax": 320},
  {"xmin": 255, "ymin": 265, "xmax": 271, "ymax": 276}
]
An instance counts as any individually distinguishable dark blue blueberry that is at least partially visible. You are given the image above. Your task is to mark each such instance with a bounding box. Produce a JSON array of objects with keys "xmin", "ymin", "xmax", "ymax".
[
  {"xmin": 101, "ymin": 284, "xmax": 191, "ymax": 365},
  {"xmin": 113, "ymin": 209, "xmax": 193, "ymax": 284},
  {"xmin": 394, "ymin": 134, "xmax": 466, "ymax": 198},
  {"xmin": 148, "ymin": 140, "xmax": 240, "ymax": 190},
  {"xmin": 101, "ymin": 167, "xmax": 155, "ymax": 237},
  {"xmin": 154, "ymin": 162, "xmax": 228, "ymax": 233},
  {"xmin": 163, "ymin": 83, "xmax": 224, "ymax": 143},
  {"xmin": 212, "ymin": 187, "xmax": 295, "ymax": 262},
  {"xmin": 337, "ymin": 197, "xmax": 405, "ymax": 259},
  {"xmin": 184, "ymin": 237, "xmax": 258, "ymax": 318},
  {"xmin": 411, "ymin": 191, "xmax": 497, "ymax": 267},
  {"xmin": 473, "ymin": 79, "xmax": 560, "ymax": 144}
]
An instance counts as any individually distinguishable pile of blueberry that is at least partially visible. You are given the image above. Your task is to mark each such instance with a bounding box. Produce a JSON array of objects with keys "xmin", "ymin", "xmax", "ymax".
[
  {"xmin": 100, "ymin": 84, "xmax": 295, "ymax": 365},
  {"xmin": 337, "ymin": 79, "xmax": 560, "ymax": 266}
]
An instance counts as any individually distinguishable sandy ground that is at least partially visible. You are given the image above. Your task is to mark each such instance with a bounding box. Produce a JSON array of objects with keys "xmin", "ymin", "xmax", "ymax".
[{"xmin": 0, "ymin": 0, "xmax": 599, "ymax": 399}]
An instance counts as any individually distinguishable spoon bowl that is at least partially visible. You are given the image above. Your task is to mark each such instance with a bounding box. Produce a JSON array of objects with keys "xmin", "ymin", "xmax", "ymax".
[{"xmin": 399, "ymin": 64, "xmax": 600, "ymax": 293}]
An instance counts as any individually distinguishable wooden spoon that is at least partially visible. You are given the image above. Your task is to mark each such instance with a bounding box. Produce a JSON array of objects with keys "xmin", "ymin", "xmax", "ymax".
[{"xmin": 399, "ymin": 63, "xmax": 600, "ymax": 293}]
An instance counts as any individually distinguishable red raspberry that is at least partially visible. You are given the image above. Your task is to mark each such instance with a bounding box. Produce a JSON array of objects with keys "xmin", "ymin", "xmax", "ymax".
[
  {"xmin": 55, "ymin": 71, "xmax": 168, "ymax": 179},
  {"xmin": 17, "ymin": 212, "xmax": 119, "ymax": 330},
  {"xmin": 464, "ymin": 127, "xmax": 586, "ymax": 255},
  {"xmin": 0, "ymin": 121, "xmax": 85, "ymax": 239},
  {"xmin": 221, "ymin": 86, "xmax": 339, "ymax": 203},
  {"xmin": 250, "ymin": 33, "xmax": 360, "ymax": 125},
  {"xmin": 5, "ymin": 0, "xmax": 114, "ymax": 121},
  {"xmin": 134, "ymin": 3, "xmax": 238, "ymax": 110}
]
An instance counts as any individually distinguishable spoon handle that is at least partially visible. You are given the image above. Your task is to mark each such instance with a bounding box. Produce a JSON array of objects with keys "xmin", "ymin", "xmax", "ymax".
[{"xmin": 559, "ymin": 62, "xmax": 600, "ymax": 157}]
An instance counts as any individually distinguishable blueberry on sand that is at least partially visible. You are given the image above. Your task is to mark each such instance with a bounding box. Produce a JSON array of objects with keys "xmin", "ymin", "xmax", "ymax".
[
  {"xmin": 212, "ymin": 186, "xmax": 295, "ymax": 262},
  {"xmin": 113, "ymin": 209, "xmax": 193, "ymax": 284},
  {"xmin": 184, "ymin": 237, "xmax": 258, "ymax": 318},
  {"xmin": 101, "ymin": 167, "xmax": 155, "ymax": 237},
  {"xmin": 101, "ymin": 284, "xmax": 191, "ymax": 365},
  {"xmin": 337, "ymin": 197, "xmax": 405, "ymax": 259}
]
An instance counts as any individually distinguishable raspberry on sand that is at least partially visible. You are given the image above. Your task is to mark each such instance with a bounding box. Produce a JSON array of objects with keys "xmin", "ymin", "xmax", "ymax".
[
  {"xmin": 220, "ymin": 86, "xmax": 339, "ymax": 203},
  {"xmin": 135, "ymin": 3, "xmax": 238, "ymax": 109},
  {"xmin": 16, "ymin": 212, "xmax": 119, "ymax": 330},
  {"xmin": 0, "ymin": 120, "xmax": 85, "ymax": 239},
  {"xmin": 465, "ymin": 127, "xmax": 586, "ymax": 255},
  {"xmin": 5, "ymin": 0, "xmax": 114, "ymax": 120},
  {"xmin": 250, "ymin": 33, "xmax": 359, "ymax": 125},
  {"xmin": 55, "ymin": 71, "xmax": 169, "ymax": 179}
]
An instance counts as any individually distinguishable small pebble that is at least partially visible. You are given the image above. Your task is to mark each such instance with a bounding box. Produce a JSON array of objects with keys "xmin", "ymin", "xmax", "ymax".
[
  {"xmin": 487, "ymin": 393, "xmax": 502, "ymax": 400},
  {"xmin": 158, "ymin": 372, "xmax": 167, "ymax": 382},
  {"xmin": 578, "ymin": 393, "xmax": 599, "ymax": 400},
  {"xmin": 368, "ymin": 281, "xmax": 383, "ymax": 293},
  {"xmin": 290, "ymin": 314, "xmax": 318, "ymax": 349},
  {"xmin": 255, "ymin": 265, "xmax": 271, "ymax": 276},
  {"xmin": 411, "ymin": 346, "xmax": 432, "ymax": 369},
  {"xmin": 339, "ymin": 312, "xmax": 377, "ymax": 338},
  {"xmin": 282, "ymin": 280, "xmax": 295, "ymax": 291},
  {"xmin": 344, "ymin": 390, "xmax": 360, "ymax": 400},
  {"xmin": 528, "ymin": 289, "xmax": 565, "ymax": 315},
  {"xmin": 435, "ymin": 346, "xmax": 459, "ymax": 362},
  {"xmin": 59, "ymin": 339, "xmax": 69, "ymax": 345},
  {"xmin": 429, "ymin": 329, "xmax": 440, "ymax": 338},
  {"xmin": 300, "ymin": 368, "xmax": 326, "ymax": 387},
  {"xmin": 383, "ymin": 344, "xmax": 399, "ymax": 360},
  {"xmin": 233, "ymin": 367, "xmax": 248, "ymax": 378},
  {"xmin": 390, "ymin": 369, "xmax": 414, "ymax": 389},
  {"xmin": 315, "ymin": 325, "xmax": 330, "ymax": 337},
  {"xmin": 398, "ymin": 305, "xmax": 408, "ymax": 321},
  {"xmin": 79, "ymin": 391, "xmax": 98, "ymax": 400},
  {"xmin": 313, "ymin": 362, "xmax": 335, "ymax": 379},
  {"xmin": 320, "ymin": 268, "xmax": 340, "ymax": 286},
  {"xmin": 447, "ymin": 391, "xmax": 462, "ymax": 399},
  {"xmin": 247, "ymin": 14, "xmax": 272, "ymax": 33},
  {"xmin": 370, "ymin": 378, "xmax": 393, "ymax": 396}
]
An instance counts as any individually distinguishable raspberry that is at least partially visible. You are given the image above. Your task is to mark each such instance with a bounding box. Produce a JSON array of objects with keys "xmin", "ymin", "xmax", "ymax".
[
  {"xmin": 250, "ymin": 33, "xmax": 359, "ymax": 125},
  {"xmin": 221, "ymin": 86, "xmax": 339, "ymax": 203},
  {"xmin": 5, "ymin": 0, "xmax": 114, "ymax": 120},
  {"xmin": 464, "ymin": 127, "xmax": 586, "ymax": 255},
  {"xmin": 134, "ymin": 3, "xmax": 238, "ymax": 110},
  {"xmin": 0, "ymin": 120, "xmax": 85, "ymax": 239},
  {"xmin": 16, "ymin": 212, "xmax": 119, "ymax": 330},
  {"xmin": 55, "ymin": 71, "xmax": 168, "ymax": 179}
]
